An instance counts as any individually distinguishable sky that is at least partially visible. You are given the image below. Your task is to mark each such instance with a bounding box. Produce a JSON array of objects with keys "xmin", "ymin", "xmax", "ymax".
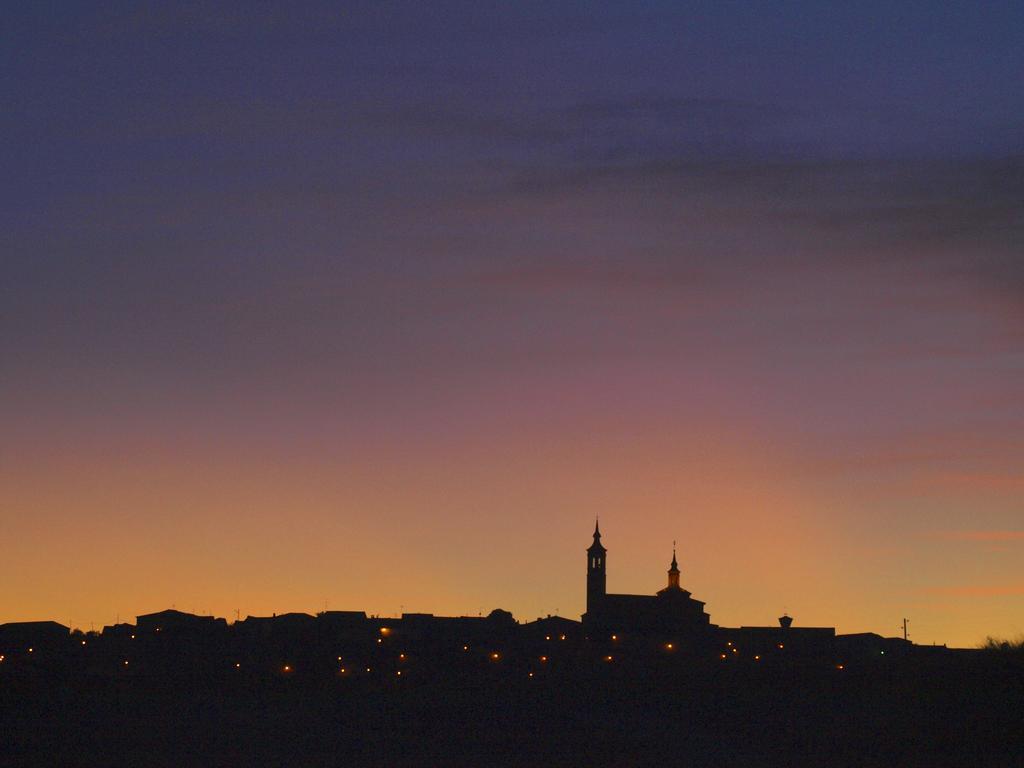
[{"xmin": 2, "ymin": 1, "xmax": 1022, "ymax": 646}]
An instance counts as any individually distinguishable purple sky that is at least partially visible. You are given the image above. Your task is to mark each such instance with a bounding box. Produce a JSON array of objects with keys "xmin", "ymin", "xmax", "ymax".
[{"xmin": 2, "ymin": 2, "xmax": 1022, "ymax": 645}]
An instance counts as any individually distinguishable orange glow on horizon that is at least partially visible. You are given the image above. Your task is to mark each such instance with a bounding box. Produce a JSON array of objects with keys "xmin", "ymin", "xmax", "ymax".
[{"xmin": 2, "ymin": 388, "xmax": 1021, "ymax": 650}]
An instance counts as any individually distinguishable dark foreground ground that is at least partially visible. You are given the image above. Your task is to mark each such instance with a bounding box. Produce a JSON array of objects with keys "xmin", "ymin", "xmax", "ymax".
[{"xmin": 2, "ymin": 653, "xmax": 1022, "ymax": 767}]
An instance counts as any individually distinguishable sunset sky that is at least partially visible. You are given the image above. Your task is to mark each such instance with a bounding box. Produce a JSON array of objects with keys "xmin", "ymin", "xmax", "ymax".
[{"xmin": 3, "ymin": 2, "xmax": 1022, "ymax": 647}]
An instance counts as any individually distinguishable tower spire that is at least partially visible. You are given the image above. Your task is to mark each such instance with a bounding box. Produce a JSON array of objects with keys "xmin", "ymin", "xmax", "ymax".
[{"xmin": 665, "ymin": 541, "xmax": 681, "ymax": 590}]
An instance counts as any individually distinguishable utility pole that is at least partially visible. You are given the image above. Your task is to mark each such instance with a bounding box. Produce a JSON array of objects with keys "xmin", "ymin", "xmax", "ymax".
[{"xmin": 902, "ymin": 618, "xmax": 910, "ymax": 641}]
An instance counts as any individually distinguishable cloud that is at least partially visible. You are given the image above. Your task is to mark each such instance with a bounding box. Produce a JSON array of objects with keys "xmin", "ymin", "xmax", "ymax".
[
  {"xmin": 919, "ymin": 473, "xmax": 1024, "ymax": 493},
  {"xmin": 502, "ymin": 152, "xmax": 1024, "ymax": 307},
  {"xmin": 434, "ymin": 98, "xmax": 1023, "ymax": 286},
  {"xmin": 932, "ymin": 531, "xmax": 1024, "ymax": 542},
  {"xmin": 924, "ymin": 584, "xmax": 1024, "ymax": 597}
]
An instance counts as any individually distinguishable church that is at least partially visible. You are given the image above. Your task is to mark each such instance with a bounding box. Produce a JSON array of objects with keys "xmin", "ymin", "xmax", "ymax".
[
  {"xmin": 582, "ymin": 520, "xmax": 717, "ymax": 637},
  {"xmin": 578, "ymin": 522, "xmax": 913, "ymax": 662}
]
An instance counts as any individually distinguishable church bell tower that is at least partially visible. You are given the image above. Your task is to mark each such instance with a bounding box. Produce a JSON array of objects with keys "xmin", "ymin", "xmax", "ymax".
[{"xmin": 586, "ymin": 519, "xmax": 607, "ymax": 615}]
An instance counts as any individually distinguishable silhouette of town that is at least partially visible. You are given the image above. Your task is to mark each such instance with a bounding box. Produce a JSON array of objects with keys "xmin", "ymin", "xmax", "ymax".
[
  {"xmin": 3, "ymin": 524, "xmax": 1021, "ymax": 767},
  {"xmin": 2, "ymin": 521, "xmax": 934, "ymax": 671}
]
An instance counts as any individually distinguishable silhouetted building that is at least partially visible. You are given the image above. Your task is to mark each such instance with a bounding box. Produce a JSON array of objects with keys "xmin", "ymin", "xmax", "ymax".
[
  {"xmin": 586, "ymin": 519, "xmax": 607, "ymax": 616},
  {"xmin": 136, "ymin": 609, "xmax": 227, "ymax": 636},
  {"xmin": 834, "ymin": 632, "xmax": 912, "ymax": 659},
  {"xmin": 101, "ymin": 622, "xmax": 136, "ymax": 638},
  {"xmin": 582, "ymin": 523, "xmax": 715, "ymax": 637},
  {"xmin": 725, "ymin": 623, "xmax": 835, "ymax": 657},
  {"xmin": 524, "ymin": 615, "xmax": 582, "ymax": 641},
  {"xmin": 241, "ymin": 612, "xmax": 316, "ymax": 629},
  {"xmin": 0, "ymin": 621, "xmax": 69, "ymax": 649},
  {"xmin": 318, "ymin": 610, "xmax": 369, "ymax": 628}
]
